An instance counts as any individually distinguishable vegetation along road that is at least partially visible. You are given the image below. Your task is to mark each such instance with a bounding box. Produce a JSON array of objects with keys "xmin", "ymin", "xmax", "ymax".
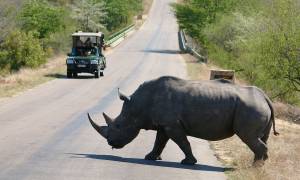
[{"xmin": 0, "ymin": 0, "xmax": 226, "ymax": 179}]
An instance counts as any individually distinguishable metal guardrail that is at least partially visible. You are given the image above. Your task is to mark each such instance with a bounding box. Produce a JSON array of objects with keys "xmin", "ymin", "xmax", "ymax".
[
  {"xmin": 105, "ymin": 24, "xmax": 135, "ymax": 47},
  {"xmin": 178, "ymin": 30, "xmax": 187, "ymax": 53},
  {"xmin": 179, "ymin": 30, "xmax": 207, "ymax": 62}
]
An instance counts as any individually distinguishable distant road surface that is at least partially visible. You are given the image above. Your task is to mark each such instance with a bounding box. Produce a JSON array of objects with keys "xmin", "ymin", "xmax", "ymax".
[{"xmin": 0, "ymin": 0, "xmax": 226, "ymax": 179}]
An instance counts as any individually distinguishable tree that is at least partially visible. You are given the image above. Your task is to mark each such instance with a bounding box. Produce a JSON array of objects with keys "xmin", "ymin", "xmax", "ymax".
[
  {"xmin": 172, "ymin": 0, "xmax": 239, "ymax": 42},
  {"xmin": 71, "ymin": 0, "xmax": 107, "ymax": 31},
  {"xmin": 103, "ymin": 0, "xmax": 142, "ymax": 31},
  {"xmin": 0, "ymin": 1, "xmax": 16, "ymax": 42},
  {"xmin": 18, "ymin": 0, "xmax": 66, "ymax": 39}
]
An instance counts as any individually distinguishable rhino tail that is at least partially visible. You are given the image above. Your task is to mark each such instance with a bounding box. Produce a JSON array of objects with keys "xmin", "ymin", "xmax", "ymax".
[{"xmin": 265, "ymin": 95, "xmax": 280, "ymax": 136}]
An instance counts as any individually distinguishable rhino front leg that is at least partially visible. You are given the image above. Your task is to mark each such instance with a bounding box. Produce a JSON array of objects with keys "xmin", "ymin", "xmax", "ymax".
[
  {"xmin": 164, "ymin": 126, "xmax": 197, "ymax": 165},
  {"xmin": 145, "ymin": 129, "xmax": 169, "ymax": 161}
]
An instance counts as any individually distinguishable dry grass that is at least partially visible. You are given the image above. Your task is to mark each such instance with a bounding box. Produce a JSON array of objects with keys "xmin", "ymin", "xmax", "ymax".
[
  {"xmin": 183, "ymin": 54, "xmax": 300, "ymax": 180},
  {"xmin": 211, "ymin": 120, "xmax": 300, "ymax": 180},
  {"xmin": 0, "ymin": 55, "xmax": 66, "ymax": 99},
  {"xmin": 273, "ymin": 102, "xmax": 300, "ymax": 124}
]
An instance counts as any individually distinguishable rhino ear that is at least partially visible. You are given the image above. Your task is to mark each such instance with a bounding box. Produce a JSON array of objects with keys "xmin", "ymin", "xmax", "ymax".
[
  {"xmin": 118, "ymin": 88, "xmax": 130, "ymax": 102},
  {"xmin": 88, "ymin": 113, "xmax": 108, "ymax": 139},
  {"xmin": 103, "ymin": 112, "xmax": 113, "ymax": 126}
]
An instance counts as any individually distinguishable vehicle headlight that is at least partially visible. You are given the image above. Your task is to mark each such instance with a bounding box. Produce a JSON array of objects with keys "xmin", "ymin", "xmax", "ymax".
[
  {"xmin": 66, "ymin": 59, "xmax": 74, "ymax": 64},
  {"xmin": 91, "ymin": 60, "xmax": 98, "ymax": 64}
]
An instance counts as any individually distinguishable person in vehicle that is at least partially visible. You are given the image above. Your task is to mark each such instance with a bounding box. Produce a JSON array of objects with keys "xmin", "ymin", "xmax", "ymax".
[
  {"xmin": 85, "ymin": 38, "xmax": 93, "ymax": 47},
  {"xmin": 76, "ymin": 39, "xmax": 84, "ymax": 47}
]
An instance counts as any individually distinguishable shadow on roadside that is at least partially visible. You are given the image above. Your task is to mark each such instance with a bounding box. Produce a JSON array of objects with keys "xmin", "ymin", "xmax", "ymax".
[
  {"xmin": 67, "ymin": 153, "xmax": 235, "ymax": 172},
  {"xmin": 45, "ymin": 73, "xmax": 95, "ymax": 79},
  {"xmin": 45, "ymin": 73, "xmax": 67, "ymax": 79}
]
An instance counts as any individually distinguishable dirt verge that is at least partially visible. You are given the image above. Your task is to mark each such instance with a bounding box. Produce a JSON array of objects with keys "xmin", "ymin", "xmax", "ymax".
[{"xmin": 0, "ymin": 55, "xmax": 66, "ymax": 100}]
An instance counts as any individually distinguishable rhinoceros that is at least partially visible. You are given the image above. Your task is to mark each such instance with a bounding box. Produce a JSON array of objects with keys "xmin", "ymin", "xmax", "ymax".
[{"xmin": 88, "ymin": 76, "xmax": 279, "ymax": 166}]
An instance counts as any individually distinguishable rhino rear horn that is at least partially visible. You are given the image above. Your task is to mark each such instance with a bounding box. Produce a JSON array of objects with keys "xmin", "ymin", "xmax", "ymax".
[
  {"xmin": 103, "ymin": 112, "xmax": 113, "ymax": 126},
  {"xmin": 87, "ymin": 113, "xmax": 108, "ymax": 139},
  {"xmin": 118, "ymin": 88, "xmax": 130, "ymax": 102}
]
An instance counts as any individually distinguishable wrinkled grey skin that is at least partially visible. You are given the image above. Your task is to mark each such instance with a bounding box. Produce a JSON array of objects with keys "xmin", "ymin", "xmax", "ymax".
[{"xmin": 88, "ymin": 76, "xmax": 279, "ymax": 166}]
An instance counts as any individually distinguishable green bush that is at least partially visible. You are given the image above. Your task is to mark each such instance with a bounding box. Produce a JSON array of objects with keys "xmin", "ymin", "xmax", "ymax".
[
  {"xmin": 172, "ymin": 0, "xmax": 240, "ymax": 42},
  {"xmin": 0, "ymin": 30, "xmax": 45, "ymax": 73},
  {"xmin": 174, "ymin": 0, "xmax": 300, "ymax": 104},
  {"xmin": 104, "ymin": 0, "xmax": 142, "ymax": 31},
  {"xmin": 18, "ymin": 0, "xmax": 66, "ymax": 39}
]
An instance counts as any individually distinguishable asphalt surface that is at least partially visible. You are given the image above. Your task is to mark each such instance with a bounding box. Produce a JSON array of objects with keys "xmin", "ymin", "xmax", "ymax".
[{"xmin": 0, "ymin": 0, "xmax": 226, "ymax": 179}]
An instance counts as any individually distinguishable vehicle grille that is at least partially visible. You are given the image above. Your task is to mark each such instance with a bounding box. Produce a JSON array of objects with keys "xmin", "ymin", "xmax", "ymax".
[{"xmin": 74, "ymin": 59, "xmax": 90, "ymax": 65}]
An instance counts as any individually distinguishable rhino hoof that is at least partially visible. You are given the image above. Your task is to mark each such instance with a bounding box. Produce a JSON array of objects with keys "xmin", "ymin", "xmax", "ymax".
[
  {"xmin": 145, "ymin": 153, "xmax": 162, "ymax": 161},
  {"xmin": 263, "ymin": 153, "xmax": 269, "ymax": 160},
  {"xmin": 181, "ymin": 157, "xmax": 197, "ymax": 165},
  {"xmin": 253, "ymin": 160, "xmax": 264, "ymax": 167}
]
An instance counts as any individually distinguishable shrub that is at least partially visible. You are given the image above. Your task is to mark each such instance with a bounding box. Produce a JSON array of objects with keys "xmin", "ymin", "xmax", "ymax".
[
  {"xmin": 174, "ymin": 0, "xmax": 300, "ymax": 104},
  {"xmin": 0, "ymin": 30, "xmax": 45, "ymax": 73},
  {"xmin": 104, "ymin": 0, "xmax": 142, "ymax": 31},
  {"xmin": 18, "ymin": 0, "xmax": 66, "ymax": 39},
  {"xmin": 173, "ymin": 0, "xmax": 240, "ymax": 42}
]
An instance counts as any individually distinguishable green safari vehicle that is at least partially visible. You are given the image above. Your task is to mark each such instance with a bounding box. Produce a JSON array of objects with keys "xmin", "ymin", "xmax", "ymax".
[{"xmin": 66, "ymin": 32, "xmax": 106, "ymax": 78}]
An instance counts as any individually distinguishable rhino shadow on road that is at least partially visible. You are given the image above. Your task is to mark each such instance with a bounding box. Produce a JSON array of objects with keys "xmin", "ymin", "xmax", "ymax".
[
  {"xmin": 142, "ymin": 49, "xmax": 182, "ymax": 54},
  {"xmin": 68, "ymin": 153, "xmax": 234, "ymax": 172}
]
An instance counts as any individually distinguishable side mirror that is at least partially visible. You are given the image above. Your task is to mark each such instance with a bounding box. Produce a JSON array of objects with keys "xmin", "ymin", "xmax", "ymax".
[{"xmin": 67, "ymin": 53, "xmax": 71, "ymax": 56}]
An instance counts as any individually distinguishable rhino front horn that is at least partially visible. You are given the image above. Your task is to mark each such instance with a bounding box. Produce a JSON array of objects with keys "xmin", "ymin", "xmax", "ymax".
[
  {"xmin": 103, "ymin": 112, "xmax": 113, "ymax": 126},
  {"xmin": 87, "ymin": 113, "xmax": 108, "ymax": 139},
  {"xmin": 118, "ymin": 88, "xmax": 130, "ymax": 102}
]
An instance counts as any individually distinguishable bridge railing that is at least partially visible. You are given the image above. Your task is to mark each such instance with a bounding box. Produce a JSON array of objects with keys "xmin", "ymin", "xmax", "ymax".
[{"xmin": 105, "ymin": 24, "xmax": 135, "ymax": 48}]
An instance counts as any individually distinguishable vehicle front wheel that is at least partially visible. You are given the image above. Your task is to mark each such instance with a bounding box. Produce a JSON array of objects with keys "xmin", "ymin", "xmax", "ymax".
[
  {"xmin": 67, "ymin": 72, "xmax": 72, "ymax": 78},
  {"xmin": 95, "ymin": 71, "xmax": 100, "ymax": 78},
  {"xmin": 73, "ymin": 72, "xmax": 78, "ymax": 78}
]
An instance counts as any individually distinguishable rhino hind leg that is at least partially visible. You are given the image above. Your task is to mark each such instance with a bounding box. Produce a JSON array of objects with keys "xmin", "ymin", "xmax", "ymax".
[
  {"xmin": 145, "ymin": 129, "xmax": 169, "ymax": 161},
  {"xmin": 164, "ymin": 126, "xmax": 197, "ymax": 165},
  {"xmin": 261, "ymin": 122, "xmax": 272, "ymax": 160},
  {"xmin": 239, "ymin": 135, "xmax": 268, "ymax": 166},
  {"xmin": 260, "ymin": 134, "xmax": 270, "ymax": 160}
]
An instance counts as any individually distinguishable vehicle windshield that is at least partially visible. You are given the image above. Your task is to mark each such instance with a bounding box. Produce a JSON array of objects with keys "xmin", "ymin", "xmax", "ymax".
[
  {"xmin": 71, "ymin": 35, "xmax": 100, "ymax": 57},
  {"xmin": 71, "ymin": 47, "xmax": 98, "ymax": 57},
  {"xmin": 76, "ymin": 36, "xmax": 97, "ymax": 45}
]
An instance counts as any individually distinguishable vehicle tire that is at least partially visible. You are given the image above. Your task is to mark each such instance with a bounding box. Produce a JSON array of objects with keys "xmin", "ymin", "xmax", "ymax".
[
  {"xmin": 100, "ymin": 71, "xmax": 104, "ymax": 77},
  {"xmin": 103, "ymin": 59, "xmax": 106, "ymax": 68},
  {"xmin": 67, "ymin": 72, "xmax": 72, "ymax": 78},
  {"xmin": 73, "ymin": 72, "xmax": 78, "ymax": 78},
  {"xmin": 95, "ymin": 71, "xmax": 99, "ymax": 78}
]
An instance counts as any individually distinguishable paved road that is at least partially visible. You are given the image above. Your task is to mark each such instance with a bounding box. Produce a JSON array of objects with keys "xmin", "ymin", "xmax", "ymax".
[{"xmin": 0, "ymin": 0, "xmax": 226, "ymax": 179}]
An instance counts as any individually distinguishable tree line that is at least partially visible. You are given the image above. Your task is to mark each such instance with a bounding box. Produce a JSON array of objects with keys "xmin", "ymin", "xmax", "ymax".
[
  {"xmin": 0, "ymin": 0, "xmax": 143, "ymax": 76},
  {"xmin": 173, "ymin": 0, "xmax": 300, "ymax": 104}
]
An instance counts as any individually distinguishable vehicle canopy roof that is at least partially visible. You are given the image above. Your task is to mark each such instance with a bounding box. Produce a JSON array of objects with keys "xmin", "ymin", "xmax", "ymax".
[{"xmin": 72, "ymin": 32, "xmax": 104, "ymax": 37}]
